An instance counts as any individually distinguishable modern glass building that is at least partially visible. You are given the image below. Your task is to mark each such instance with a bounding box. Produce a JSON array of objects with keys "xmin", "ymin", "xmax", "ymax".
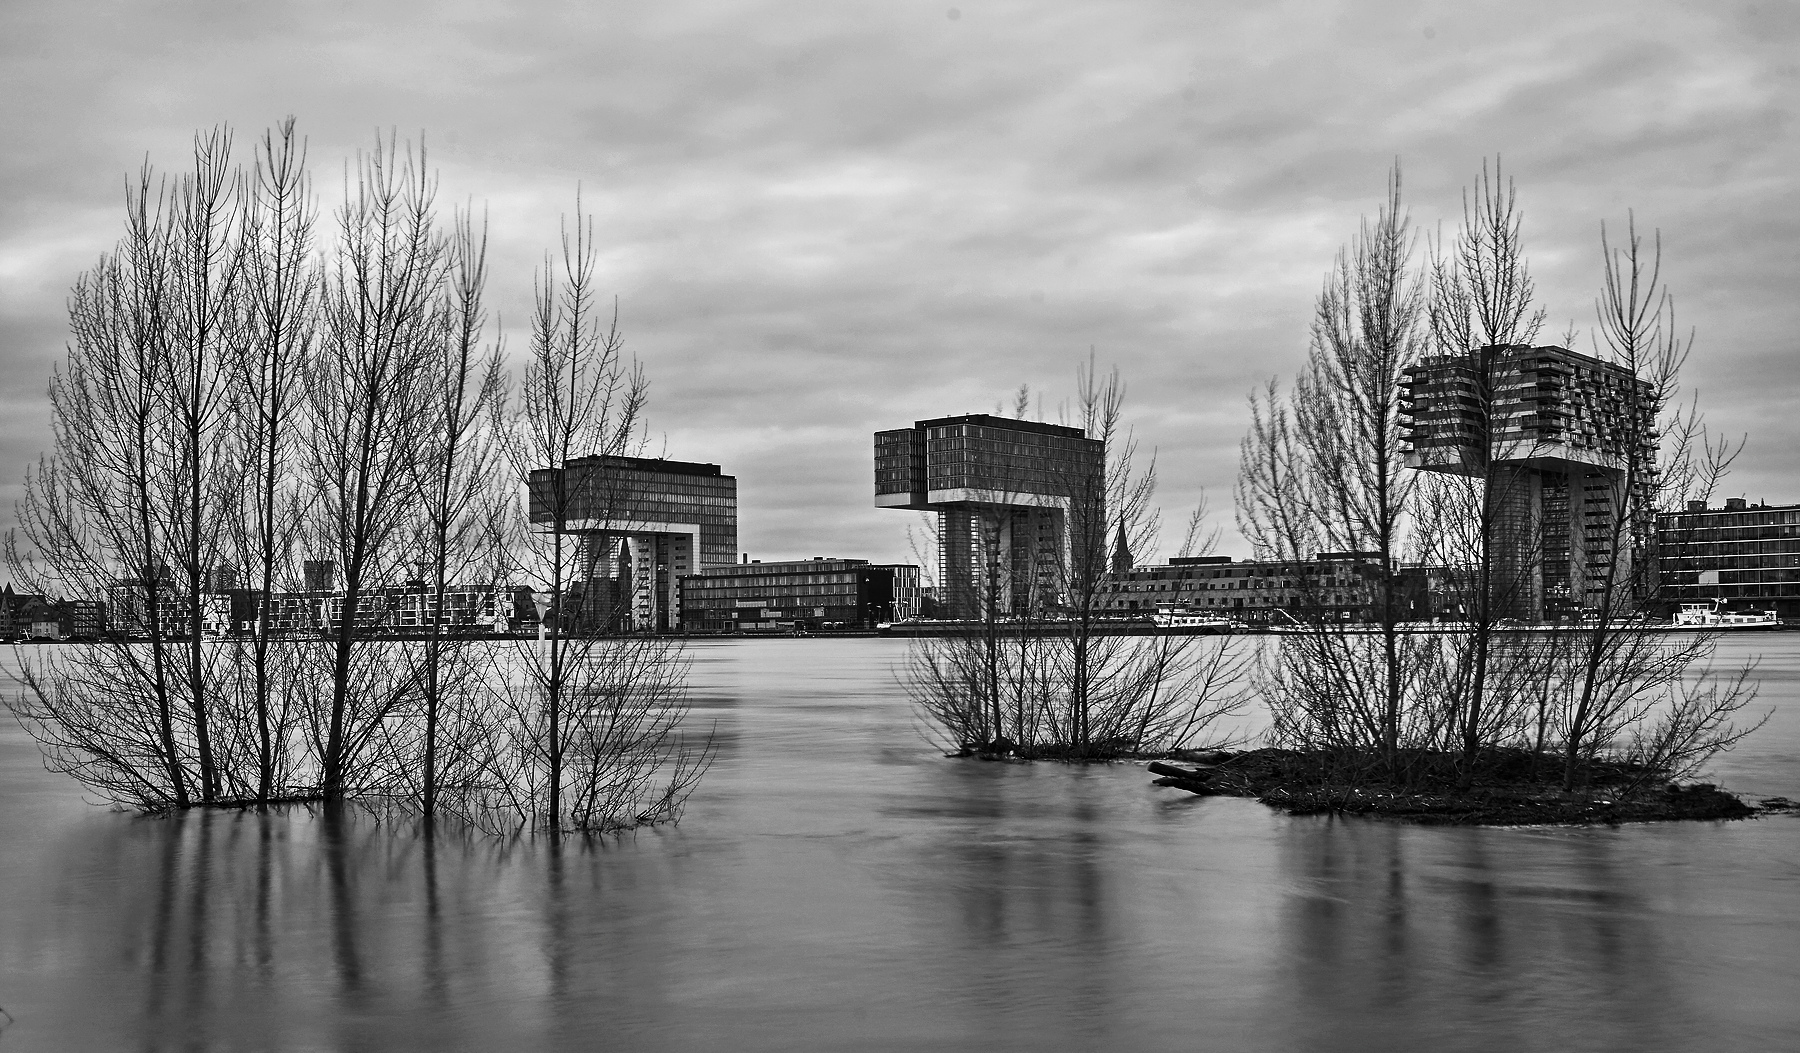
[
  {"xmin": 1401, "ymin": 344, "xmax": 1655, "ymax": 621},
  {"xmin": 679, "ymin": 558, "xmax": 922, "ymax": 631},
  {"xmin": 1652, "ymin": 498, "xmax": 1800, "ymax": 617},
  {"xmin": 874, "ymin": 414, "xmax": 1104, "ymax": 618},
  {"xmin": 528, "ymin": 455, "xmax": 738, "ymax": 632}
]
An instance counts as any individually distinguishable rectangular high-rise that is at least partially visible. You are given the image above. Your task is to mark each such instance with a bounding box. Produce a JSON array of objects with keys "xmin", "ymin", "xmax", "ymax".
[
  {"xmin": 528, "ymin": 455, "xmax": 738, "ymax": 632},
  {"xmin": 1401, "ymin": 344, "xmax": 1655, "ymax": 621},
  {"xmin": 874, "ymin": 414, "xmax": 1104, "ymax": 618}
]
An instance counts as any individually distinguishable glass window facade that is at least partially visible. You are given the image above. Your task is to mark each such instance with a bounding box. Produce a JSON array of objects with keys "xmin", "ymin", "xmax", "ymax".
[
  {"xmin": 679, "ymin": 559, "xmax": 922, "ymax": 631},
  {"xmin": 875, "ymin": 414, "xmax": 1102, "ymax": 506},
  {"xmin": 1402, "ymin": 345, "xmax": 1655, "ymax": 474},
  {"xmin": 528, "ymin": 456, "xmax": 738, "ymax": 633},
  {"xmin": 1400, "ymin": 345, "xmax": 1655, "ymax": 621},
  {"xmin": 529, "ymin": 455, "xmax": 738, "ymax": 570},
  {"xmin": 1094, "ymin": 554, "xmax": 1428, "ymax": 624},
  {"xmin": 1654, "ymin": 502, "xmax": 1800, "ymax": 616},
  {"xmin": 873, "ymin": 414, "xmax": 1105, "ymax": 618}
]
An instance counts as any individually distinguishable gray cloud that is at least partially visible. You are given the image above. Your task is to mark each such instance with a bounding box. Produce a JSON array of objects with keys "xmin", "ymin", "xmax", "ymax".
[{"xmin": 3, "ymin": 0, "xmax": 1796, "ymax": 571}]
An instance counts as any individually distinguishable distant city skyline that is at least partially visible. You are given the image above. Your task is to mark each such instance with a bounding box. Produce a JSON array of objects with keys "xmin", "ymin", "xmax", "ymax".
[{"xmin": 3, "ymin": 2, "xmax": 1796, "ymax": 569}]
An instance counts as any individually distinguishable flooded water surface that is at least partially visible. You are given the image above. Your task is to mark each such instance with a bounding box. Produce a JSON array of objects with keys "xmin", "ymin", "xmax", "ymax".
[{"xmin": 2, "ymin": 636, "xmax": 1798, "ymax": 1051}]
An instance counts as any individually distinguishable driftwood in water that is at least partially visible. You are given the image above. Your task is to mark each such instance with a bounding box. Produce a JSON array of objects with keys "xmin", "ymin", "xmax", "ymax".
[
  {"xmin": 1147, "ymin": 761, "xmax": 1213, "ymax": 782},
  {"xmin": 1148, "ymin": 761, "xmax": 1217, "ymax": 795}
]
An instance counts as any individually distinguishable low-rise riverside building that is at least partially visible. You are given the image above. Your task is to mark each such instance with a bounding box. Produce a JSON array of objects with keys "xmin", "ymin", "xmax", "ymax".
[
  {"xmin": 259, "ymin": 584, "xmax": 511, "ymax": 636},
  {"xmin": 1098, "ymin": 553, "xmax": 1437, "ymax": 626},
  {"xmin": 1, "ymin": 587, "xmax": 104, "ymax": 639},
  {"xmin": 1652, "ymin": 498, "xmax": 1800, "ymax": 618},
  {"xmin": 680, "ymin": 558, "xmax": 922, "ymax": 632}
]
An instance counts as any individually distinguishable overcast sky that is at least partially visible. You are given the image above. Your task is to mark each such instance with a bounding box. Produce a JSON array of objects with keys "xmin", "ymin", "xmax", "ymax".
[{"xmin": 3, "ymin": 0, "xmax": 1796, "ymax": 570}]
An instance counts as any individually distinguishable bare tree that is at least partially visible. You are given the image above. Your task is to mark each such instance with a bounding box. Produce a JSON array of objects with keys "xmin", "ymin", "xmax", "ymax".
[
  {"xmin": 304, "ymin": 134, "xmax": 447, "ymax": 800},
  {"xmin": 7, "ymin": 135, "xmax": 245, "ymax": 805},
  {"xmin": 1237, "ymin": 166, "xmax": 1439, "ymax": 780},
  {"xmin": 159, "ymin": 127, "xmax": 249, "ymax": 803},
  {"xmin": 907, "ymin": 364, "xmax": 1247, "ymax": 759},
  {"xmin": 486, "ymin": 199, "xmax": 707, "ymax": 834},
  {"xmin": 1057, "ymin": 358, "xmax": 1159, "ymax": 753},
  {"xmin": 11, "ymin": 126, "xmax": 713, "ymax": 832},
  {"xmin": 408, "ymin": 207, "xmax": 506, "ymax": 818},
  {"xmin": 225, "ymin": 118, "xmax": 318, "ymax": 802},
  {"xmin": 1237, "ymin": 161, "xmax": 1764, "ymax": 799},
  {"xmin": 1553, "ymin": 216, "xmax": 1761, "ymax": 788},
  {"xmin": 1422, "ymin": 157, "xmax": 1547, "ymax": 784}
]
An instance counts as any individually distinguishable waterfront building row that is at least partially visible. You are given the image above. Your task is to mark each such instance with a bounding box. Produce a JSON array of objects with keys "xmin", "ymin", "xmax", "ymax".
[
  {"xmin": 1651, "ymin": 498, "xmax": 1800, "ymax": 618},
  {"xmin": 0, "ymin": 585, "xmax": 104, "ymax": 640},
  {"xmin": 1096, "ymin": 553, "xmax": 1441, "ymax": 626},
  {"xmin": 678, "ymin": 558, "xmax": 921, "ymax": 631},
  {"xmin": 27, "ymin": 557, "xmax": 923, "ymax": 638}
]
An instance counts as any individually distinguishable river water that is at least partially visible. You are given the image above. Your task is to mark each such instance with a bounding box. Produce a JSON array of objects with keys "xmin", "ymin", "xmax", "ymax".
[{"xmin": 1, "ymin": 636, "xmax": 1797, "ymax": 1051}]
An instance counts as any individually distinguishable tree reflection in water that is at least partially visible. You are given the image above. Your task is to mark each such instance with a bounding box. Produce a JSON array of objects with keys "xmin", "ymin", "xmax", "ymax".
[
  {"xmin": 1269, "ymin": 819, "xmax": 1703, "ymax": 1052},
  {"xmin": 22, "ymin": 804, "xmax": 680, "ymax": 1051},
  {"xmin": 3, "ymin": 637, "xmax": 1798, "ymax": 1051}
]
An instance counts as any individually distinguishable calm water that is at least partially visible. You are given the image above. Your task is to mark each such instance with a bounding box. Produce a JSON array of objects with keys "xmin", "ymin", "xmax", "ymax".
[{"xmin": 2, "ymin": 636, "xmax": 1797, "ymax": 1051}]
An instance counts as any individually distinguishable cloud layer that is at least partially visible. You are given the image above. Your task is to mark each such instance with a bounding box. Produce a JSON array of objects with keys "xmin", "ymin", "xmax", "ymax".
[{"xmin": 3, "ymin": 0, "xmax": 1796, "ymax": 567}]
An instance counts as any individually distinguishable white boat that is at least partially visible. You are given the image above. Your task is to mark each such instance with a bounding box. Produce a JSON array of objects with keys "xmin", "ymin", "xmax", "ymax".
[
  {"xmin": 1150, "ymin": 605, "xmax": 1238, "ymax": 632},
  {"xmin": 1672, "ymin": 599, "xmax": 1781, "ymax": 629}
]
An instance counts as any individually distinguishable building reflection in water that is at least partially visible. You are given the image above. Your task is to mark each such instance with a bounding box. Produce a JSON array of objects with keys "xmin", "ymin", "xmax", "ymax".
[{"xmin": 1267, "ymin": 818, "xmax": 1700, "ymax": 1052}]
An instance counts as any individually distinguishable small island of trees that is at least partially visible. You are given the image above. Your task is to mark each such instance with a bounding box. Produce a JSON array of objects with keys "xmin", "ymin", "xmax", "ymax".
[{"xmin": 906, "ymin": 162, "xmax": 1773, "ymax": 825}]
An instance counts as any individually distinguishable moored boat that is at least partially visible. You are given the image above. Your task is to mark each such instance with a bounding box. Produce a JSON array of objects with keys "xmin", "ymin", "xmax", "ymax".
[
  {"xmin": 1672, "ymin": 599, "xmax": 1782, "ymax": 629},
  {"xmin": 1150, "ymin": 604, "xmax": 1239, "ymax": 633}
]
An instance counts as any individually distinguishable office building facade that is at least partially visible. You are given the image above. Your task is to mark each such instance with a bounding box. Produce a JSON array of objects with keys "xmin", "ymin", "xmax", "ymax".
[
  {"xmin": 1652, "ymin": 498, "xmax": 1800, "ymax": 618},
  {"xmin": 1402, "ymin": 344, "xmax": 1655, "ymax": 621},
  {"xmin": 529, "ymin": 455, "xmax": 738, "ymax": 632},
  {"xmin": 1097, "ymin": 553, "xmax": 1436, "ymax": 625},
  {"xmin": 874, "ymin": 414, "xmax": 1104, "ymax": 618},
  {"xmin": 679, "ymin": 558, "xmax": 922, "ymax": 632}
]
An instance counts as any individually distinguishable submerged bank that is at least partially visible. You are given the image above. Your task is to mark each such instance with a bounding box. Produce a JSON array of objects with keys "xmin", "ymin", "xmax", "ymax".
[{"xmin": 1144, "ymin": 747, "xmax": 1794, "ymax": 826}]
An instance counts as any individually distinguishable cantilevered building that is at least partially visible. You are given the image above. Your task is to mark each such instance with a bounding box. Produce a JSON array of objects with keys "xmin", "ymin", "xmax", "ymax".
[
  {"xmin": 874, "ymin": 414, "xmax": 1104, "ymax": 618},
  {"xmin": 528, "ymin": 455, "xmax": 737, "ymax": 632},
  {"xmin": 1401, "ymin": 344, "xmax": 1655, "ymax": 621}
]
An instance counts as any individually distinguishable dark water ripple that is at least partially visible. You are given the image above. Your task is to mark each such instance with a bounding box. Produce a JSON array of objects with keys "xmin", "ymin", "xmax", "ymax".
[{"xmin": 1, "ymin": 636, "xmax": 1797, "ymax": 1051}]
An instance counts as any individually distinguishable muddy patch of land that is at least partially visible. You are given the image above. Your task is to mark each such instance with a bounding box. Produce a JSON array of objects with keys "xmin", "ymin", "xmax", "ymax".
[{"xmin": 1147, "ymin": 747, "xmax": 1787, "ymax": 826}]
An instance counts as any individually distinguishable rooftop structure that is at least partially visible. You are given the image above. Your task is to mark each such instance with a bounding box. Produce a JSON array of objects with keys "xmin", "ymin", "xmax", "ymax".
[
  {"xmin": 1402, "ymin": 344, "xmax": 1655, "ymax": 476},
  {"xmin": 529, "ymin": 455, "xmax": 738, "ymax": 632},
  {"xmin": 1401, "ymin": 344, "xmax": 1655, "ymax": 621},
  {"xmin": 875, "ymin": 414, "xmax": 1104, "ymax": 618}
]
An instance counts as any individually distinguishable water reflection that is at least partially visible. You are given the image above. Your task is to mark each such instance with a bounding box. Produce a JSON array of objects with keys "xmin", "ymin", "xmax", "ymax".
[
  {"xmin": 1, "ymin": 637, "xmax": 1797, "ymax": 1051},
  {"xmin": 1268, "ymin": 820, "xmax": 1712, "ymax": 1052},
  {"xmin": 4, "ymin": 803, "xmax": 641, "ymax": 1050},
  {"xmin": 894, "ymin": 766, "xmax": 1118, "ymax": 1042}
]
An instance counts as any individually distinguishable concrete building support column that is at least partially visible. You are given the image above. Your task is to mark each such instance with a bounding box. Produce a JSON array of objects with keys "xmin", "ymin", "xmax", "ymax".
[{"xmin": 1489, "ymin": 465, "xmax": 1543, "ymax": 621}]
